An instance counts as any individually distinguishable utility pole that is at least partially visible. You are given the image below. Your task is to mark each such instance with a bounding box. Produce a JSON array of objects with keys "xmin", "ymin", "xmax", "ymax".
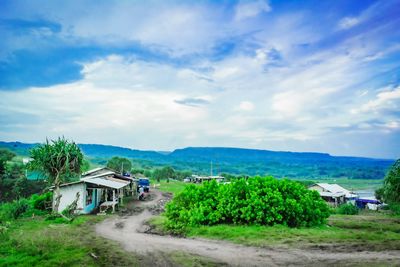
[
  {"xmin": 210, "ymin": 161, "xmax": 213, "ymax": 176},
  {"xmin": 121, "ymin": 162, "xmax": 124, "ymax": 174}
]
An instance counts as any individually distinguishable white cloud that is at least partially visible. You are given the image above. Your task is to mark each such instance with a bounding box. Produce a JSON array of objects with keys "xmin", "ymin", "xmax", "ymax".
[
  {"xmin": 238, "ymin": 101, "xmax": 255, "ymax": 111},
  {"xmin": 234, "ymin": 0, "xmax": 271, "ymax": 21},
  {"xmin": 338, "ymin": 17, "xmax": 360, "ymax": 30},
  {"xmin": 355, "ymin": 87, "xmax": 400, "ymax": 113},
  {"xmin": 1, "ymin": 0, "xmax": 400, "ymax": 158}
]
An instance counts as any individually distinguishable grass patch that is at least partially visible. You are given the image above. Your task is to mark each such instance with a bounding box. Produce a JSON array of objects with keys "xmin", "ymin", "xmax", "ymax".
[
  {"xmin": 169, "ymin": 251, "xmax": 225, "ymax": 267},
  {"xmin": 0, "ymin": 215, "xmax": 139, "ymax": 267},
  {"xmin": 150, "ymin": 211, "xmax": 400, "ymax": 252},
  {"xmin": 154, "ymin": 180, "xmax": 190, "ymax": 195}
]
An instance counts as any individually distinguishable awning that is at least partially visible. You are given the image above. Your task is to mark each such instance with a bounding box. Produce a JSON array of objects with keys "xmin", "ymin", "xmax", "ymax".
[{"xmin": 85, "ymin": 177, "xmax": 129, "ymax": 189}]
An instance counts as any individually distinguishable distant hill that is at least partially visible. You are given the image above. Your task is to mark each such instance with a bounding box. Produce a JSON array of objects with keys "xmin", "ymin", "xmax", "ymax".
[{"xmin": 0, "ymin": 141, "xmax": 394, "ymax": 179}]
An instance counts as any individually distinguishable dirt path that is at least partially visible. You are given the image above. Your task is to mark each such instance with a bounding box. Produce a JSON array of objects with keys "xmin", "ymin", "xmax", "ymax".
[{"xmin": 96, "ymin": 190, "xmax": 400, "ymax": 266}]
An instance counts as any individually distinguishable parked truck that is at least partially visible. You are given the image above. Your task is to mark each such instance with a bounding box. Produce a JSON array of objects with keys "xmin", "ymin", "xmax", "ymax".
[{"xmin": 138, "ymin": 178, "xmax": 150, "ymax": 192}]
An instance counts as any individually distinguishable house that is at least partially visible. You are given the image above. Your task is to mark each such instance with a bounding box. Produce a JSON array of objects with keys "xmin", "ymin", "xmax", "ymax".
[
  {"xmin": 308, "ymin": 183, "xmax": 358, "ymax": 207},
  {"xmin": 53, "ymin": 167, "xmax": 137, "ymax": 214}
]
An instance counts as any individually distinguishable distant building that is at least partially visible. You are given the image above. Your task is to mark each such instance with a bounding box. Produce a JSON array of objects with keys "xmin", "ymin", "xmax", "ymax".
[
  {"xmin": 22, "ymin": 157, "xmax": 32, "ymax": 164},
  {"xmin": 308, "ymin": 183, "xmax": 358, "ymax": 207},
  {"xmin": 191, "ymin": 174, "xmax": 225, "ymax": 183}
]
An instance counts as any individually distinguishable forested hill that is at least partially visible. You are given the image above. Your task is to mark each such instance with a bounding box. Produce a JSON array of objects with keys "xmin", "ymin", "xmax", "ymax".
[
  {"xmin": 0, "ymin": 141, "xmax": 394, "ymax": 179},
  {"xmin": 0, "ymin": 142, "xmax": 164, "ymax": 160}
]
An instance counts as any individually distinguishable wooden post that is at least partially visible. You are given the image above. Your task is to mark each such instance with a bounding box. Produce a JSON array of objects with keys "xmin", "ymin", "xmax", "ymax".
[{"xmin": 112, "ymin": 190, "xmax": 116, "ymax": 213}]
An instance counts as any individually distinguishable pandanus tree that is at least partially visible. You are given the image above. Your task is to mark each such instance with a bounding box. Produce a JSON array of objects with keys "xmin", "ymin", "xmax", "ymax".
[{"xmin": 28, "ymin": 137, "xmax": 83, "ymax": 213}]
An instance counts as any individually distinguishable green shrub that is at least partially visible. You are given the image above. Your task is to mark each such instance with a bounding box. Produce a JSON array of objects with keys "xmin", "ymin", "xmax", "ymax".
[
  {"xmin": 165, "ymin": 177, "xmax": 330, "ymax": 229},
  {"xmin": 0, "ymin": 199, "xmax": 29, "ymax": 222},
  {"xmin": 389, "ymin": 203, "xmax": 400, "ymax": 215},
  {"xmin": 30, "ymin": 192, "xmax": 53, "ymax": 211},
  {"xmin": 0, "ymin": 192, "xmax": 52, "ymax": 223},
  {"xmin": 337, "ymin": 203, "xmax": 359, "ymax": 215}
]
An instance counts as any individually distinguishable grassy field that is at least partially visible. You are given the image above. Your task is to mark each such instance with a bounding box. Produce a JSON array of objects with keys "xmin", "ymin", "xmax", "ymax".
[
  {"xmin": 149, "ymin": 211, "xmax": 400, "ymax": 252},
  {"xmin": 153, "ymin": 179, "xmax": 191, "ymax": 195}
]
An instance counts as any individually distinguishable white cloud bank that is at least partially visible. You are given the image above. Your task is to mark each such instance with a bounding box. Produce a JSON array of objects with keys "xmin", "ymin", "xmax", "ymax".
[{"xmin": 1, "ymin": 0, "xmax": 400, "ymax": 158}]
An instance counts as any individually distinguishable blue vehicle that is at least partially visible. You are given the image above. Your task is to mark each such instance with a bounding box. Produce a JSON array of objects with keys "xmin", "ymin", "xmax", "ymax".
[{"xmin": 138, "ymin": 178, "xmax": 150, "ymax": 192}]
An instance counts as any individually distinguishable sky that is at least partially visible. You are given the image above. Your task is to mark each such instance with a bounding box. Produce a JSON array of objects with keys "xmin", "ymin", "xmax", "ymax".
[{"xmin": 0, "ymin": 0, "xmax": 399, "ymax": 159}]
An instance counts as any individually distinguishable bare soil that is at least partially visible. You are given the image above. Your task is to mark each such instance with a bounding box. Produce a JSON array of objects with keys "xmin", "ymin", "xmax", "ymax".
[{"xmin": 96, "ymin": 190, "xmax": 400, "ymax": 266}]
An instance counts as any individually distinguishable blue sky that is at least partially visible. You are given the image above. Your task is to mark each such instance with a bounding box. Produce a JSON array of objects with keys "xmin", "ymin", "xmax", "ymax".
[{"xmin": 0, "ymin": 0, "xmax": 399, "ymax": 158}]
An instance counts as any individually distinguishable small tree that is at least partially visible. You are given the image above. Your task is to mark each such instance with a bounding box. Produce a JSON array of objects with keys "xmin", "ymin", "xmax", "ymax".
[
  {"xmin": 28, "ymin": 137, "xmax": 83, "ymax": 213},
  {"xmin": 152, "ymin": 166, "xmax": 175, "ymax": 182},
  {"xmin": 106, "ymin": 156, "xmax": 132, "ymax": 174}
]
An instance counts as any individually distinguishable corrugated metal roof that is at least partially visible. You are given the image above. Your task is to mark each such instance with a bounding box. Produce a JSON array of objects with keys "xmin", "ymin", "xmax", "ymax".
[
  {"xmin": 316, "ymin": 183, "xmax": 347, "ymax": 193},
  {"xmin": 81, "ymin": 171, "xmax": 115, "ymax": 181},
  {"xmin": 82, "ymin": 167, "xmax": 104, "ymax": 176},
  {"xmin": 85, "ymin": 177, "xmax": 129, "ymax": 189},
  {"xmin": 315, "ymin": 183, "xmax": 357, "ymax": 198}
]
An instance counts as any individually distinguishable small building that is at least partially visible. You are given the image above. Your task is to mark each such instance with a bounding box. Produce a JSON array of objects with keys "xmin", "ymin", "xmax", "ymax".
[
  {"xmin": 308, "ymin": 183, "xmax": 358, "ymax": 207},
  {"xmin": 191, "ymin": 174, "xmax": 225, "ymax": 183},
  {"xmin": 53, "ymin": 167, "xmax": 137, "ymax": 214}
]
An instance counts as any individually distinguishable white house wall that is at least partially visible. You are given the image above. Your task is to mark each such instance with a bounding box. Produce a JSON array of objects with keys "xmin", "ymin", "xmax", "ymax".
[{"xmin": 56, "ymin": 183, "xmax": 86, "ymax": 213}]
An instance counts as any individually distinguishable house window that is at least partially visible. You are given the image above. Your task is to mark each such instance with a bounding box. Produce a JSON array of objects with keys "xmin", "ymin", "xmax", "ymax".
[{"xmin": 86, "ymin": 189, "xmax": 93, "ymax": 206}]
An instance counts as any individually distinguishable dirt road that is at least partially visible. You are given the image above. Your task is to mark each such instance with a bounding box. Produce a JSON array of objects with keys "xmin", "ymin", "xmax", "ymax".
[{"xmin": 96, "ymin": 190, "xmax": 400, "ymax": 266}]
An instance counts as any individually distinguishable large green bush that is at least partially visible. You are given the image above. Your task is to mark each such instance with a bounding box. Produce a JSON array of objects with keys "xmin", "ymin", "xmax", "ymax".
[{"xmin": 165, "ymin": 177, "xmax": 330, "ymax": 230}]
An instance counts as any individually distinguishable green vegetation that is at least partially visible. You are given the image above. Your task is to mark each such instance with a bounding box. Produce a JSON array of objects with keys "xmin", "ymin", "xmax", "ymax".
[
  {"xmin": 1, "ymin": 149, "xmax": 47, "ymax": 202},
  {"xmin": 0, "ymin": 216, "xmax": 139, "ymax": 267},
  {"xmin": 376, "ymin": 159, "xmax": 400, "ymax": 214},
  {"xmin": 165, "ymin": 177, "xmax": 330, "ymax": 231},
  {"xmin": 106, "ymin": 156, "xmax": 132, "ymax": 174},
  {"xmin": 337, "ymin": 203, "xmax": 359, "ymax": 215},
  {"xmin": 150, "ymin": 212, "xmax": 400, "ymax": 251},
  {"xmin": 28, "ymin": 138, "xmax": 83, "ymax": 213}
]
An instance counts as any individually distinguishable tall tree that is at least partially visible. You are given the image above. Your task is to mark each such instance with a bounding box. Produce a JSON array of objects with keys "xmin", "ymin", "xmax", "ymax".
[
  {"xmin": 377, "ymin": 159, "xmax": 400, "ymax": 204},
  {"xmin": 28, "ymin": 137, "xmax": 83, "ymax": 213},
  {"xmin": 106, "ymin": 156, "xmax": 132, "ymax": 174}
]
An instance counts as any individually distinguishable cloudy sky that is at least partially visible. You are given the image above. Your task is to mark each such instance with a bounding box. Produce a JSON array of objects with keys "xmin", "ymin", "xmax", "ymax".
[{"xmin": 0, "ymin": 0, "xmax": 399, "ymax": 158}]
